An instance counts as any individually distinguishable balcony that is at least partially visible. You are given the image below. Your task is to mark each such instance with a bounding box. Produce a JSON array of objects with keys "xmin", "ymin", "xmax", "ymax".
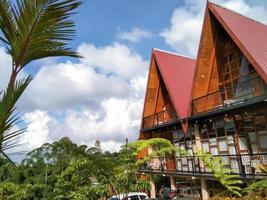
[
  {"xmin": 192, "ymin": 73, "xmax": 267, "ymax": 115},
  {"xmin": 142, "ymin": 109, "xmax": 177, "ymax": 130},
  {"xmin": 139, "ymin": 153, "xmax": 267, "ymax": 179}
]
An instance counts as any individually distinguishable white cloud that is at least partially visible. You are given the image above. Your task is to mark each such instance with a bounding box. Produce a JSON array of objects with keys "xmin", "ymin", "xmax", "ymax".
[
  {"xmin": 0, "ymin": 47, "xmax": 12, "ymax": 90},
  {"xmin": 11, "ymin": 42, "xmax": 149, "ymax": 154},
  {"xmin": 20, "ymin": 110, "xmax": 53, "ymax": 151},
  {"xmin": 161, "ymin": 0, "xmax": 267, "ymax": 56},
  {"xmin": 3, "ymin": 0, "xmax": 267, "ymax": 158},
  {"xmin": 18, "ymin": 97, "xmax": 143, "ymax": 153},
  {"xmin": 19, "ymin": 42, "xmax": 148, "ymax": 111},
  {"xmin": 117, "ymin": 27, "xmax": 153, "ymax": 43},
  {"xmin": 21, "ymin": 61, "xmax": 130, "ymax": 111},
  {"xmin": 78, "ymin": 42, "xmax": 148, "ymax": 80}
]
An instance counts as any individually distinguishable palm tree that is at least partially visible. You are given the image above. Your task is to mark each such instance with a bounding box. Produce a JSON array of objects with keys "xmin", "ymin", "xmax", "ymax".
[{"xmin": 0, "ymin": 0, "xmax": 82, "ymax": 160}]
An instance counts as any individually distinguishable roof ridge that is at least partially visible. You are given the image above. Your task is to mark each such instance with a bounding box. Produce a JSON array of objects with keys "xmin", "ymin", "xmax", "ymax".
[
  {"xmin": 153, "ymin": 48, "xmax": 196, "ymax": 60},
  {"xmin": 208, "ymin": 1, "xmax": 267, "ymax": 27}
]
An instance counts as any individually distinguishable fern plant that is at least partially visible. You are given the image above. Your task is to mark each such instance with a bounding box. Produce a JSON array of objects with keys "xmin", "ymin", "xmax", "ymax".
[
  {"xmin": 196, "ymin": 150, "xmax": 242, "ymax": 197},
  {"xmin": 129, "ymin": 138, "xmax": 242, "ymax": 197},
  {"xmin": 242, "ymin": 164, "xmax": 267, "ymax": 198}
]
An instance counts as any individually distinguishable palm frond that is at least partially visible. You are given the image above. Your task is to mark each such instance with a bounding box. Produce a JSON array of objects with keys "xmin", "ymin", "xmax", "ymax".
[
  {"xmin": 256, "ymin": 164, "xmax": 267, "ymax": 174},
  {"xmin": 0, "ymin": 0, "xmax": 82, "ymax": 69},
  {"xmin": 0, "ymin": 76, "xmax": 32, "ymax": 160},
  {"xmin": 196, "ymin": 150, "xmax": 242, "ymax": 197}
]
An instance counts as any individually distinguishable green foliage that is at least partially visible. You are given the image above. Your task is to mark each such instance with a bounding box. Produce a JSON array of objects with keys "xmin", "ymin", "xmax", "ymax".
[
  {"xmin": 257, "ymin": 164, "xmax": 267, "ymax": 174},
  {"xmin": 129, "ymin": 138, "xmax": 242, "ymax": 197},
  {"xmin": 196, "ymin": 150, "xmax": 242, "ymax": 197},
  {"xmin": 0, "ymin": 0, "xmax": 82, "ymax": 69},
  {"xmin": 0, "ymin": 0, "xmax": 82, "ymax": 161},
  {"xmin": 129, "ymin": 138, "xmax": 188, "ymax": 167},
  {"xmin": 0, "ymin": 77, "xmax": 32, "ymax": 160},
  {"xmin": 243, "ymin": 180, "xmax": 267, "ymax": 198},
  {"xmin": 0, "ymin": 138, "xmax": 90, "ymax": 199},
  {"xmin": 54, "ymin": 158, "xmax": 99, "ymax": 200},
  {"xmin": 0, "ymin": 181, "xmax": 44, "ymax": 200},
  {"xmin": 242, "ymin": 165, "xmax": 267, "ymax": 198},
  {"xmin": 0, "ymin": 138, "xmax": 150, "ymax": 199}
]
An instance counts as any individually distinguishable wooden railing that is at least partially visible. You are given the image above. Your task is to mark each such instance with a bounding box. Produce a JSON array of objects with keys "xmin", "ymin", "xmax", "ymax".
[
  {"xmin": 192, "ymin": 74, "xmax": 267, "ymax": 115},
  {"xmin": 139, "ymin": 153, "xmax": 267, "ymax": 178},
  {"xmin": 142, "ymin": 109, "xmax": 177, "ymax": 130}
]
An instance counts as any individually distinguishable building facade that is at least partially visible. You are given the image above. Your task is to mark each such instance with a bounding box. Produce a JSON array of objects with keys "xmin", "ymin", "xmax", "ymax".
[{"xmin": 138, "ymin": 2, "xmax": 267, "ymax": 199}]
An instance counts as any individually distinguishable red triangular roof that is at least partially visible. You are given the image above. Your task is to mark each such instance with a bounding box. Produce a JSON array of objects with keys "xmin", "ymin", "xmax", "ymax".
[
  {"xmin": 209, "ymin": 2, "xmax": 267, "ymax": 83},
  {"xmin": 153, "ymin": 49, "xmax": 196, "ymax": 119}
]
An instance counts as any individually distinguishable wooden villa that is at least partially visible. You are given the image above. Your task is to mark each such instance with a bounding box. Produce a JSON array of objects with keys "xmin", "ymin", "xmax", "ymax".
[{"xmin": 138, "ymin": 2, "xmax": 267, "ymax": 199}]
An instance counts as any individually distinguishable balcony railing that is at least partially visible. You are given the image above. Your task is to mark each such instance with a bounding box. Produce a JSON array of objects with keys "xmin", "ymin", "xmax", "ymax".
[
  {"xmin": 142, "ymin": 109, "xmax": 177, "ymax": 130},
  {"xmin": 139, "ymin": 153, "xmax": 267, "ymax": 178},
  {"xmin": 192, "ymin": 73, "xmax": 267, "ymax": 115}
]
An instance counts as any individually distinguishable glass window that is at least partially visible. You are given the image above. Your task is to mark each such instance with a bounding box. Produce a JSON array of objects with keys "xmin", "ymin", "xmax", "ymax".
[
  {"xmin": 259, "ymin": 135, "xmax": 267, "ymax": 149},
  {"xmin": 207, "ymin": 120, "xmax": 216, "ymax": 138},
  {"xmin": 214, "ymin": 118, "xmax": 224, "ymax": 127},
  {"xmin": 202, "ymin": 142, "xmax": 209, "ymax": 152},
  {"xmin": 172, "ymin": 130, "xmax": 179, "ymax": 143},
  {"xmin": 239, "ymin": 137, "xmax": 249, "ymax": 151},
  {"xmin": 201, "ymin": 123, "xmax": 208, "ymax": 139},
  {"xmin": 218, "ymin": 140, "xmax": 228, "ymax": 152},
  {"xmin": 139, "ymin": 195, "xmax": 147, "ymax": 200},
  {"xmin": 178, "ymin": 128, "xmax": 184, "ymax": 141},
  {"xmin": 129, "ymin": 196, "xmax": 139, "ymax": 200},
  {"xmin": 248, "ymin": 132, "xmax": 257, "ymax": 143},
  {"xmin": 185, "ymin": 132, "xmax": 191, "ymax": 141},
  {"xmin": 211, "ymin": 147, "xmax": 219, "ymax": 155},
  {"xmin": 217, "ymin": 127, "xmax": 226, "ymax": 137},
  {"xmin": 229, "ymin": 145, "xmax": 236, "ymax": 155},
  {"xmin": 225, "ymin": 117, "xmax": 235, "ymax": 136},
  {"xmin": 251, "ymin": 144, "xmax": 259, "ymax": 154}
]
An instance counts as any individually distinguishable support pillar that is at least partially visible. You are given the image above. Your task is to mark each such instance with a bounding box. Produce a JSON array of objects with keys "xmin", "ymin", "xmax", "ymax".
[
  {"xmin": 170, "ymin": 176, "xmax": 176, "ymax": 191},
  {"xmin": 194, "ymin": 124, "xmax": 205, "ymax": 171},
  {"xmin": 194, "ymin": 124, "xmax": 201, "ymax": 149},
  {"xmin": 200, "ymin": 178, "xmax": 209, "ymax": 200},
  {"xmin": 194, "ymin": 124, "xmax": 209, "ymax": 200},
  {"xmin": 150, "ymin": 176, "xmax": 156, "ymax": 198}
]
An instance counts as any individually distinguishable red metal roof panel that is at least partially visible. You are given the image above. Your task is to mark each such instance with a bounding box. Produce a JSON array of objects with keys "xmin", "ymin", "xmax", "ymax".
[
  {"xmin": 209, "ymin": 2, "xmax": 267, "ymax": 83},
  {"xmin": 153, "ymin": 49, "xmax": 196, "ymax": 119}
]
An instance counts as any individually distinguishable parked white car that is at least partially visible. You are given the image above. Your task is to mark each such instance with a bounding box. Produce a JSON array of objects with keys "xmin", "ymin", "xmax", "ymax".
[{"xmin": 108, "ymin": 192, "xmax": 149, "ymax": 200}]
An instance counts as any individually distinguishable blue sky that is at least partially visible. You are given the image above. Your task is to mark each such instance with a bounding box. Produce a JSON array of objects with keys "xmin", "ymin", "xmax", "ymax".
[
  {"xmin": 71, "ymin": 0, "xmax": 180, "ymax": 55},
  {"xmin": 27, "ymin": 0, "xmax": 183, "ymax": 75},
  {"xmin": 2, "ymin": 0, "xmax": 267, "ymax": 160}
]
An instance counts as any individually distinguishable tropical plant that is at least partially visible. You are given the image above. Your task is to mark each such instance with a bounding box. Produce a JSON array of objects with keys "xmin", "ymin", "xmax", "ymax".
[
  {"xmin": 0, "ymin": 181, "xmax": 44, "ymax": 200},
  {"xmin": 0, "ymin": 138, "xmax": 150, "ymax": 199},
  {"xmin": 0, "ymin": 77, "xmax": 32, "ymax": 161},
  {"xmin": 197, "ymin": 150, "xmax": 242, "ymax": 197},
  {"xmin": 0, "ymin": 0, "xmax": 82, "ymax": 159},
  {"xmin": 242, "ymin": 164, "xmax": 267, "ymax": 198},
  {"xmin": 129, "ymin": 138, "xmax": 242, "ymax": 197},
  {"xmin": 54, "ymin": 158, "xmax": 99, "ymax": 200}
]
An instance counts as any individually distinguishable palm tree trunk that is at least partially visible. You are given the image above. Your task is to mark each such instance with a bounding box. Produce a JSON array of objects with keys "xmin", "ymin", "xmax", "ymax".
[{"xmin": 8, "ymin": 63, "xmax": 18, "ymax": 90}]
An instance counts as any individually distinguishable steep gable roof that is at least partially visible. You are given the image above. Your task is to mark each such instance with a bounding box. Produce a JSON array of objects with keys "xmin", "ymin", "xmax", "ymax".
[
  {"xmin": 209, "ymin": 2, "xmax": 267, "ymax": 83},
  {"xmin": 153, "ymin": 49, "xmax": 196, "ymax": 119}
]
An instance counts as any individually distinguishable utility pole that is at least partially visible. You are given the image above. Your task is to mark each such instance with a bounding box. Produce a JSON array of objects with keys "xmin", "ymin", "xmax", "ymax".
[
  {"xmin": 44, "ymin": 164, "xmax": 48, "ymax": 198},
  {"xmin": 124, "ymin": 138, "xmax": 129, "ymax": 199}
]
